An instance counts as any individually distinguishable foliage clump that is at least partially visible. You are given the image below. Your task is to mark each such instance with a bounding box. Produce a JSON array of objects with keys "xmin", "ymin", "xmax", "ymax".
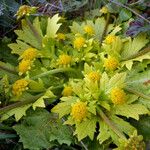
[{"xmin": 0, "ymin": 2, "xmax": 150, "ymax": 149}]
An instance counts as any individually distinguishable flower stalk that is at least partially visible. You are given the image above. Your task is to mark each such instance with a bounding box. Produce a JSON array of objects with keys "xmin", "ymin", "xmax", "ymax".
[
  {"xmin": 31, "ymin": 68, "xmax": 80, "ymax": 80},
  {"xmin": 97, "ymin": 106, "xmax": 126, "ymax": 139},
  {"xmin": 0, "ymin": 93, "xmax": 43, "ymax": 115},
  {"xmin": 0, "ymin": 62, "xmax": 18, "ymax": 75}
]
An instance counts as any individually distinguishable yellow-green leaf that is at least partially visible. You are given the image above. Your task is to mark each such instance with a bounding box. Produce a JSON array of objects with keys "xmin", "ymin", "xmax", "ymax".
[
  {"xmin": 74, "ymin": 117, "xmax": 97, "ymax": 141},
  {"xmin": 32, "ymin": 90, "xmax": 56, "ymax": 110},
  {"xmin": 111, "ymin": 104, "xmax": 149, "ymax": 120},
  {"xmin": 46, "ymin": 14, "xmax": 62, "ymax": 38},
  {"xmin": 1, "ymin": 104, "xmax": 31, "ymax": 121}
]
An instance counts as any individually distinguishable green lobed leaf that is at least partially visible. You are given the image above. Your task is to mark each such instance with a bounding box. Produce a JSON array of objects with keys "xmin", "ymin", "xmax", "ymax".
[
  {"xmin": 121, "ymin": 53, "xmax": 150, "ymax": 70},
  {"xmin": 97, "ymin": 120, "xmax": 111, "ymax": 144},
  {"xmin": 51, "ymin": 96, "xmax": 77, "ymax": 118},
  {"xmin": 32, "ymin": 89, "xmax": 56, "ymax": 110},
  {"xmin": 94, "ymin": 17, "xmax": 113, "ymax": 40},
  {"xmin": 46, "ymin": 14, "xmax": 62, "ymax": 38},
  {"xmin": 15, "ymin": 19, "xmax": 42, "ymax": 49},
  {"xmin": 121, "ymin": 34, "xmax": 149, "ymax": 59},
  {"xmin": 126, "ymin": 69, "xmax": 150, "ymax": 98},
  {"xmin": 0, "ymin": 104, "xmax": 32, "ymax": 121},
  {"xmin": 8, "ymin": 40, "xmax": 31, "ymax": 55},
  {"xmin": 110, "ymin": 115, "xmax": 136, "ymax": 136},
  {"xmin": 13, "ymin": 109, "xmax": 73, "ymax": 150},
  {"xmin": 106, "ymin": 72, "xmax": 126, "ymax": 93},
  {"xmin": 111, "ymin": 104, "xmax": 149, "ymax": 120},
  {"xmin": 74, "ymin": 117, "xmax": 97, "ymax": 141},
  {"xmin": 119, "ymin": 9, "xmax": 132, "ymax": 22}
]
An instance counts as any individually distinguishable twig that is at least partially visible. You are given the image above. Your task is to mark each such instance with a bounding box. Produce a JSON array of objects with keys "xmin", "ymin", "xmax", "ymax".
[
  {"xmin": 31, "ymin": 68, "xmax": 79, "ymax": 80},
  {"xmin": 125, "ymin": 87, "xmax": 150, "ymax": 100},
  {"xmin": 0, "ymin": 62, "xmax": 18, "ymax": 75},
  {"xmin": 97, "ymin": 107, "xmax": 126, "ymax": 139},
  {"xmin": 0, "ymin": 94, "xmax": 43, "ymax": 114},
  {"xmin": 122, "ymin": 45, "xmax": 150, "ymax": 61},
  {"xmin": 109, "ymin": 0, "xmax": 150, "ymax": 24},
  {"xmin": 26, "ymin": 18, "xmax": 42, "ymax": 48},
  {"xmin": 100, "ymin": 13, "xmax": 110, "ymax": 46},
  {"xmin": 129, "ymin": 0, "xmax": 143, "ymax": 6}
]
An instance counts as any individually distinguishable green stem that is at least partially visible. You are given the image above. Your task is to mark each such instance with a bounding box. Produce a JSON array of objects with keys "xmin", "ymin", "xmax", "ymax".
[
  {"xmin": 0, "ymin": 94, "xmax": 43, "ymax": 115},
  {"xmin": 0, "ymin": 85, "xmax": 63, "ymax": 114},
  {"xmin": 125, "ymin": 87, "xmax": 150, "ymax": 100},
  {"xmin": 97, "ymin": 107, "xmax": 126, "ymax": 139},
  {"xmin": 100, "ymin": 12, "xmax": 110, "ymax": 47},
  {"xmin": 122, "ymin": 46, "xmax": 150, "ymax": 61},
  {"xmin": 31, "ymin": 68, "xmax": 78, "ymax": 80},
  {"xmin": 0, "ymin": 62, "xmax": 18, "ymax": 75},
  {"xmin": 109, "ymin": 0, "xmax": 150, "ymax": 24},
  {"xmin": 25, "ymin": 17, "xmax": 42, "ymax": 48}
]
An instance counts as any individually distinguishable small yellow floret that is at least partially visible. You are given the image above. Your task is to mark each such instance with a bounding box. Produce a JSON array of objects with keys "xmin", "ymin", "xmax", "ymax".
[
  {"xmin": 87, "ymin": 71, "xmax": 101, "ymax": 82},
  {"xmin": 111, "ymin": 88, "xmax": 126, "ymax": 105},
  {"xmin": 12, "ymin": 79, "xmax": 29, "ymax": 96},
  {"xmin": 16, "ymin": 5, "xmax": 31, "ymax": 19},
  {"xmin": 57, "ymin": 33, "xmax": 66, "ymax": 40},
  {"xmin": 19, "ymin": 60, "xmax": 31, "ymax": 75},
  {"xmin": 71, "ymin": 101, "xmax": 87, "ymax": 122},
  {"xmin": 105, "ymin": 35, "xmax": 116, "ymax": 44},
  {"xmin": 100, "ymin": 6, "xmax": 108, "ymax": 14},
  {"xmin": 21, "ymin": 48, "xmax": 37, "ymax": 60},
  {"xmin": 104, "ymin": 57, "xmax": 119, "ymax": 71},
  {"xmin": 74, "ymin": 37, "xmax": 85, "ymax": 49},
  {"xmin": 62, "ymin": 86, "xmax": 73, "ymax": 96},
  {"xmin": 16, "ymin": 5, "xmax": 37, "ymax": 20},
  {"xmin": 57, "ymin": 54, "xmax": 72, "ymax": 66},
  {"xmin": 84, "ymin": 25, "xmax": 95, "ymax": 35}
]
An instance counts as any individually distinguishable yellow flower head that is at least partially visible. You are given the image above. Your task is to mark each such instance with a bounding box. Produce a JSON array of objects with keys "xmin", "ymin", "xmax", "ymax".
[
  {"xmin": 105, "ymin": 35, "xmax": 116, "ymax": 44},
  {"xmin": 71, "ymin": 101, "xmax": 87, "ymax": 122},
  {"xmin": 111, "ymin": 88, "xmax": 126, "ymax": 105},
  {"xmin": 124, "ymin": 134, "xmax": 145, "ymax": 150},
  {"xmin": 57, "ymin": 33, "xmax": 66, "ymax": 40},
  {"xmin": 57, "ymin": 54, "xmax": 72, "ymax": 66},
  {"xmin": 62, "ymin": 86, "xmax": 73, "ymax": 96},
  {"xmin": 104, "ymin": 57, "xmax": 119, "ymax": 71},
  {"xmin": 12, "ymin": 79, "xmax": 29, "ymax": 96},
  {"xmin": 100, "ymin": 6, "xmax": 108, "ymax": 14},
  {"xmin": 87, "ymin": 71, "xmax": 101, "ymax": 82},
  {"xmin": 16, "ymin": 5, "xmax": 37, "ymax": 20},
  {"xmin": 19, "ymin": 60, "xmax": 32, "ymax": 75},
  {"xmin": 21, "ymin": 48, "xmax": 38, "ymax": 60},
  {"xmin": 84, "ymin": 25, "xmax": 95, "ymax": 35},
  {"xmin": 74, "ymin": 37, "xmax": 85, "ymax": 49}
]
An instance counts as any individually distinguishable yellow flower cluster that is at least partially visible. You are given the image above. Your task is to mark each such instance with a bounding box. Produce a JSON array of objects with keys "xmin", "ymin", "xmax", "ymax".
[
  {"xmin": 19, "ymin": 60, "xmax": 31, "ymax": 75},
  {"xmin": 71, "ymin": 101, "xmax": 87, "ymax": 122},
  {"xmin": 100, "ymin": 6, "xmax": 108, "ymax": 14},
  {"xmin": 104, "ymin": 57, "xmax": 119, "ymax": 71},
  {"xmin": 19, "ymin": 48, "xmax": 38, "ymax": 75},
  {"xmin": 21, "ymin": 48, "xmax": 38, "ymax": 60},
  {"xmin": 57, "ymin": 54, "xmax": 72, "ymax": 66},
  {"xmin": 84, "ymin": 25, "xmax": 95, "ymax": 35},
  {"xmin": 87, "ymin": 71, "xmax": 101, "ymax": 82},
  {"xmin": 62, "ymin": 86, "xmax": 73, "ymax": 96},
  {"xmin": 57, "ymin": 33, "xmax": 66, "ymax": 40},
  {"xmin": 105, "ymin": 35, "xmax": 116, "ymax": 44},
  {"xmin": 16, "ymin": 5, "xmax": 37, "ymax": 20},
  {"xmin": 74, "ymin": 36, "xmax": 85, "ymax": 49},
  {"xmin": 12, "ymin": 79, "xmax": 29, "ymax": 96},
  {"xmin": 16, "ymin": 5, "xmax": 31, "ymax": 19},
  {"xmin": 111, "ymin": 88, "xmax": 126, "ymax": 105}
]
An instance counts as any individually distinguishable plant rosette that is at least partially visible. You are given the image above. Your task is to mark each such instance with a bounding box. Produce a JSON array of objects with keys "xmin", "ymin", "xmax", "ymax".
[{"xmin": 0, "ymin": 10, "xmax": 149, "ymax": 149}]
